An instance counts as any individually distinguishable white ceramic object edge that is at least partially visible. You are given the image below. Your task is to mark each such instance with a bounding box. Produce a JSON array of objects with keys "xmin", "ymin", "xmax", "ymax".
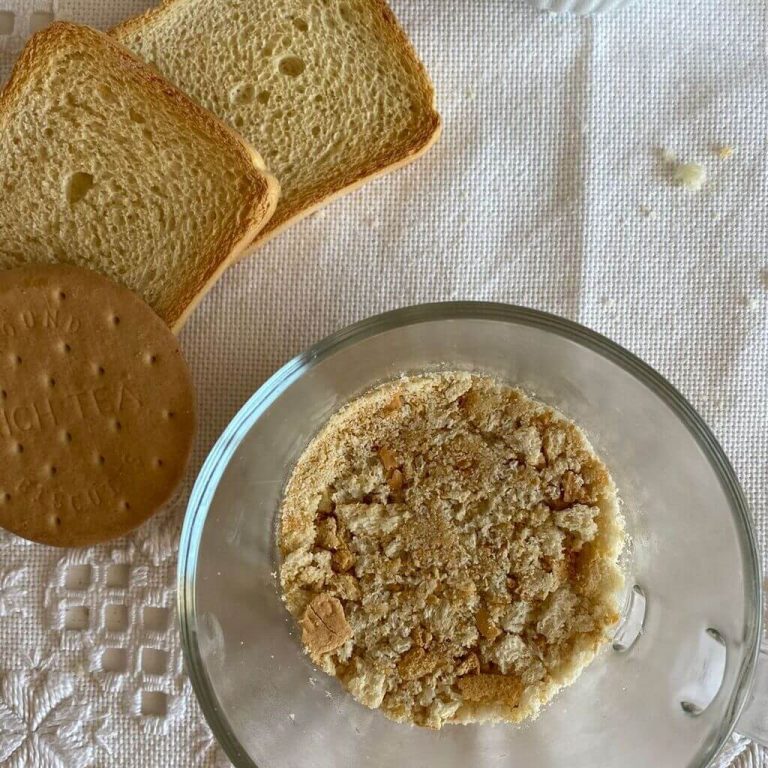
[{"xmin": 528, "ymin": 0, "xmax": 635, "ymax": 15}]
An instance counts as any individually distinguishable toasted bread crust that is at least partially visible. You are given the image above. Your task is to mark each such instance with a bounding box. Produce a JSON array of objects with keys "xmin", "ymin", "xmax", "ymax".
[
  {"xmin": 112, "ymin": 0, "xmax": 441, "ymax": 253},
  {"xmin": 0, "ymin": 22, "xmax": 280, "ymax": 330}
]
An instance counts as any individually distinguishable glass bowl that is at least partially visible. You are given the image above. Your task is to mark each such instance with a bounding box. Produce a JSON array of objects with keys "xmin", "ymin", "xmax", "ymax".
[{"xmin": 178, "ymin": 302, "xmax": 762, "ymax": 768}]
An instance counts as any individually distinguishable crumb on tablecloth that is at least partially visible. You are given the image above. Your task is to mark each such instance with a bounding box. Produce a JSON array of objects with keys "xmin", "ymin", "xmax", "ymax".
[
  {"xmin": 673, "ymin": 162, "xmax": 706, "ymax": 191},
  {"xmin": 713, "ymin": 144, "xmax": 734, "ymax": 159}
]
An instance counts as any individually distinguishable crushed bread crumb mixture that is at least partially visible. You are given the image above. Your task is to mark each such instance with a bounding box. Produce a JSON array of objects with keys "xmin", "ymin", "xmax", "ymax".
[{"xmin": 278, "ymin": 372, "xmax": 625, "ymax": 729}]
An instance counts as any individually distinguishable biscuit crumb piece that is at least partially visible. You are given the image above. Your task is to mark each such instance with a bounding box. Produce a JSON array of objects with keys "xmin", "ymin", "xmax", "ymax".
[
  {"xmin": 332, "ymin": 546, "xmax": 355, "ymax": 572},
  {"xmin": 713, "ymin": 144, "xmax": 734, "ymax": 160},
  {"xmin": 388, "ymin": 469, "xmax": 404, "ymax": 492},
  {"xmin": 383, "ymin": 392, "xmax": 404, "ymax": 413},
  {"xmin": 476, "ymin": 607, "xmax": 501, "ymax": 641},
  {"xmin": 279, "ymin": 373, "xmax": 624, "ymax": 728},
  {"xmin": 398, "ymin": 647, "xmax": 442, "ymax": 681},
  {"xmin": 457, "ymin": 674, "xmax": 524, "ymax": 708},
  {"xmin": 300, "ymin": 594, "xmax": 352, "ymax": 658},
  {"xmin": 673, "ymin": 162, "xmax": 706, "ymax": 191},
  {"xmin": 378, "ymin": 447, "xmax": 398, "ymax": 472}
]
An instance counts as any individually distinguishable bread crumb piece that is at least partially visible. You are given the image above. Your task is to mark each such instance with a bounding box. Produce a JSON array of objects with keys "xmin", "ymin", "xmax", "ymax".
[
  {"xmin": 347, "ymin": 663, "xmax": 387, "ymax": 708},
  {"xmin": 279, "ymin": 373, "xmax": 624, "ymax": 729},
  {"xmin": 673, "ymin": 162, "xmax": 706, "ymax": 191}
]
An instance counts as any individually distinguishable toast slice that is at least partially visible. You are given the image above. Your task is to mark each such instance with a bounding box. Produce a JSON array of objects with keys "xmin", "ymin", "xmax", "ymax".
[
  {"xmin": 0, "ymin": 22, "xmax": 279, "ymax": 330},
  {"xmin": 114, "ymin": 0, "xmax": 441, "ymax": 249}
]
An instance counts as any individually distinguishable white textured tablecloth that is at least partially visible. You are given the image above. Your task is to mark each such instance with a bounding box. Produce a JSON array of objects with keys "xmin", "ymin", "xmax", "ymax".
[{"xmin": 1, "ymin": 1, "xmax": 767, "ymax": 766}]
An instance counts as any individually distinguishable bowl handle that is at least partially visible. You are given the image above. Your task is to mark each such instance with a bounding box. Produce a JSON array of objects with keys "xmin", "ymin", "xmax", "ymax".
[{"xmin": 736, "ymin": 640, "xmax": 768, "ymax": 746}]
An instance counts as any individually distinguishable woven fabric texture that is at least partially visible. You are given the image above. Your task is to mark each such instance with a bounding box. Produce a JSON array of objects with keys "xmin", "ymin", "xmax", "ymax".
[{"xmin": 0, "ymin": 1, "xmax": 766, "ymax": 766}]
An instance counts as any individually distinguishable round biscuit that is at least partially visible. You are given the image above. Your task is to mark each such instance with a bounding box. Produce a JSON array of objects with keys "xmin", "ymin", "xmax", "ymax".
[{"xmin": 0, "ymin": 265, "xmax": 196, "ymax": 546}]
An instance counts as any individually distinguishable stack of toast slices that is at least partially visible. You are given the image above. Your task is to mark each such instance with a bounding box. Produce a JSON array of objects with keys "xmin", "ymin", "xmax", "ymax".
[{"xmin": 0, "ymin": 1, "xmax": 441, "ymax": 330}]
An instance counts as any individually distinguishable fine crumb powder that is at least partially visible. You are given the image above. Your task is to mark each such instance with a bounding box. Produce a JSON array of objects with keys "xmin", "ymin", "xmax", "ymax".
[{"xmin": 278, "ymin": 373, "xmax": 625, "ymax": 729}]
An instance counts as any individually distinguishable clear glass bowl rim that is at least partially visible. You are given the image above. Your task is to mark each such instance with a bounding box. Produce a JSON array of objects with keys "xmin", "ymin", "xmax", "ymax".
[{"xmin": 178, "ymin": 301, "xmax": 762, "ymax": 768}]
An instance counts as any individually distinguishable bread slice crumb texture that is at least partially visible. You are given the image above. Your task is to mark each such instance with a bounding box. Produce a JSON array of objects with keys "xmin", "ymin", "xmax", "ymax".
[
  {"xmin": 114, "ymin": 0, "xmax": 441, "ymax": 245},
  {"xmin": 279, "ymin": 372, "xmax": 625, "ymax": 729},
  {"xmin": 0, "ymin": 23, "xmax": 278, "ymax": 330}
]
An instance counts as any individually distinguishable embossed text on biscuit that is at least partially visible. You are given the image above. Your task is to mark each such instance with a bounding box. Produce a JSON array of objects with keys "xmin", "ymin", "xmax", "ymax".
[{"xmin": 0, "ymin": 382, "xmax": 142, "ymax": 437}]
